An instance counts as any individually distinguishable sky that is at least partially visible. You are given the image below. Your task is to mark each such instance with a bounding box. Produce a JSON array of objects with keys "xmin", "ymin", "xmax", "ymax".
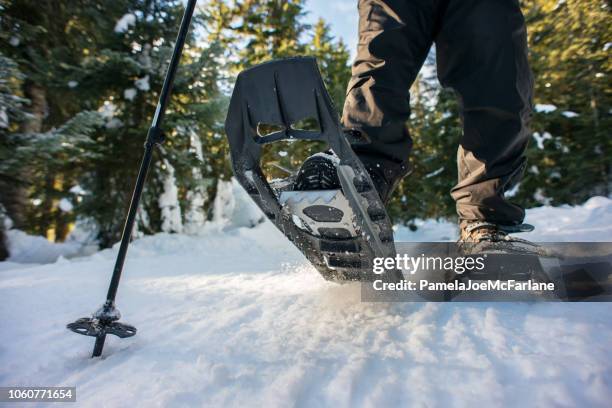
[{"xmin": 304, "ymin": 0, "xmax": 359, "ymax": 57}]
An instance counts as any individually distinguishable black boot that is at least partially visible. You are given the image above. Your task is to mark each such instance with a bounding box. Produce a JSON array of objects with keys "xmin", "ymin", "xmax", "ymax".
[
  {"xmin": 294, "ymin": 150, "xmax": 410, "ymax": 204},
  {"xmin": 293, "ymin": 152, "xmax": 341, "ymax": 191},
  {"xmin": 356, "ymin": 153, "xmax": 411, "ymax": 204}
]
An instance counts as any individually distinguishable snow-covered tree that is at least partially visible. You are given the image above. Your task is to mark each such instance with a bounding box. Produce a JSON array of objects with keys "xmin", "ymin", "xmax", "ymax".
[
  {"xmin": 159, "ymin": 159, "xmax": 183, "ymax": 234},
  {"xmin": 183, "ymin": 129, "xmax": 208, "ymax": 235},
  {"xmin": 0, "ymin": 52, "xmax": 28, "ymax": 251}
]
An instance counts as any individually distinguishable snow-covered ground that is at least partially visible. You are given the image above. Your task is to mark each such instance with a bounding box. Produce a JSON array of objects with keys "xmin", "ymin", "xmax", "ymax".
[{"xmin": 1, "ymin": 197, "xmax": 611, "ymax": 407}]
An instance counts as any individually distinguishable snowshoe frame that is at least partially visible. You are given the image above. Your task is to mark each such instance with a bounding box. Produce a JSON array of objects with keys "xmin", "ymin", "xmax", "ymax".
[{"xmin": 225, "ymin": 57, "xmax": 401, "ymax": 282}]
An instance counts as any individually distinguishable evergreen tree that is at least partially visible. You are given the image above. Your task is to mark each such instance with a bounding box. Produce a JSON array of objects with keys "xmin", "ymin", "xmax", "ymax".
[
  {"xmin": 0, "ymin": 0, "xmax": 111, "ymax": 240},
  {"xmin": 0, "ymin": 52, "xmax": 28, "ymax": 259},
  {"xmin": 183, "ymin": 128, "xmax": 208, "ymax": 234},
  {"xmin": 71, "ymin": 1, "xmax": 225, "ymax": 246},
  {"xmin": 1, "ymin": 0, "xmax": 226, "ymax": 247},
  {"xmin": 221, "ymin": 0, "xmax": 310, "ymax": 69},
  {"xmin": 519, "ymin": 0, "xmax": 611, "ymax": 206},
  {"xmin": 305, "ymin": 19, "xmax": 351, "ymax": 109},
  {"xmin": 216, "ymin": 1, "xmax": 351, "ymax": 181}
]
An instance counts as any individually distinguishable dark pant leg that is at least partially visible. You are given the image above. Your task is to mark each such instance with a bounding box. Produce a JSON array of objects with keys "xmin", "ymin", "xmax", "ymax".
[
  {"xmin": 342, "ymin": 0, "xmax": 437, "ymax": 167},
  {"xmin": 436, "ymin": 0, "xmax": 534, "ymax": 225}
]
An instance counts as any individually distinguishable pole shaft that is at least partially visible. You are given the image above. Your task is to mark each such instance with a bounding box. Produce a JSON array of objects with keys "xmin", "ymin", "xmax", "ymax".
[
  {"xmin": 106, "ymin": 147, "xmax": 154, "ymax": 301},
  {"xmin": 151, "ymin": 0, "xmax": 198, "ymax": 128},
  {"xmin": 92, "ymin": 335, "xmax": 106, "ymax": 358},
  {"xmin": 104, "ymin": 0, "xmax": 198, "ymax": 303}
]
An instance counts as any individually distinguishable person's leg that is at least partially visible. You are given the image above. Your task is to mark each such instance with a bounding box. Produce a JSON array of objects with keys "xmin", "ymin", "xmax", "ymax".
[
  {"xmin": 435, "ymin": 0, "xmax": 533, "ymax": 225},
  {"xmin": 342, "ymin": 0, "xmax": 438, "ymax": 201}
]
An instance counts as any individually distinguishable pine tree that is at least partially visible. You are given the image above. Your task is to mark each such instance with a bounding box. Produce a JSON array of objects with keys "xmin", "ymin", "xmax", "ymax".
[
  {"xmin": 519, "ymin": 0, "xmax": 611, "ymax": 206},
  {"xmin": 305, "ymin": 19, "xmax": 351, "ymax": 109},
  {"xmin": 216, "ymin": 1, "xmax": 351, "ymax": 182},
  {"xmin": 221, "ymin": 0, "xmax": 310, "ymax": 69},
  {"xmin": 0, "ymin": 52, "xmax": 28, "ymax": 259},
  {"xmin": 1, "ymin": 0, "xmax": 226, "ymax": 247},
  {"xmin": 183, "ymin": 128, "xmax": 208, "ymax": 234},
  {"xmin": 71, "ymin": 1, "xmax": 225, "ymax": 246},
  {"xmin": 159, "ymin": 158, "xmax": 183, "ymax": 233},
  {"xmin": 0, "ymin": 0, "xmax": 117, "ymax": 240}
]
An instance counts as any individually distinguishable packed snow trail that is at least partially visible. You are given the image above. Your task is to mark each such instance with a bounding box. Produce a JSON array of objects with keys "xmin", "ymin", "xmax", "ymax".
[{"xmin": 1, "ymin": 197, "xmax": 612, "ymax": 407}]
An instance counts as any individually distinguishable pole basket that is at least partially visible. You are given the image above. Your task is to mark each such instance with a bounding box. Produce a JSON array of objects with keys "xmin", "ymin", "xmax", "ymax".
[{"xmin": 67, "ymin": 301, "xmax": 136, "ymax": 341}]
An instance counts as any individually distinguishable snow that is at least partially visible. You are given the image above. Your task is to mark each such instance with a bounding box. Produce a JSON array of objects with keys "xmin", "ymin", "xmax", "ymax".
[
  {"xmin": 424, "ymin": 166, "xmax": 444, "ymax": 178},
  {"xmin": 533, "ymin": 188, "xmax": 552, "ymax": 206},
  {"xmin": 1, "ymin": 198, "xmax": 612, "ymax": 406},
  {"xmin": 395, "ymin": 196, "xmax": 612, "ymax": 242},
  {"xmin": 159, "ymin": 160, "xmax": 183, "ymax": 233},
  {"xmin": 105, "ymin": 118, "xmax": 123, "ymax": 129},
  {"xmin": 58, "ymin": 198, "xmax": 74, "ymax": 212},
  {"xmin": 505, "ymin": 182, "xmax": 520, "ymax": 198},
  {"xmin": 123, "ymin": 88, "xmax": 137, "ymax": 101},
  {"xmin": 70, "ymin": 185, "xmax": 87, "ymax": 195},
  {"xmin": 114, "ymin": 13, "xmax": 136, "ymax": 33},
  {"xmin": 4, "ymin": 229, "xmax": 83, "ymax": 264},
  {"xmin": 134, "ymin": 75, "xmax": 150, "ymax": 92},
  {"xmin": 532, "ymin": 131, "xmax": 552, "ymax": 149},
  {"xmin": 98, "ymin": 100, "xmax": 117, "ymax": 119},
  {"xmin": 562, "ymin": 110, "xmax": 579, "ymax": 118},
  {"xmin": 534, "ymin": 104, "xmax": 557, "ymax": 113},
  {"xmin": 0, "ymin": 106, "xmax": 8, "ymax": 128},
  {"xmin": 184, "ymin": 130, "xmax": 208, "ymax": 235},
  {"xmin": 213, "ymin": 178, "xmax": 265, "ymax": 228}
]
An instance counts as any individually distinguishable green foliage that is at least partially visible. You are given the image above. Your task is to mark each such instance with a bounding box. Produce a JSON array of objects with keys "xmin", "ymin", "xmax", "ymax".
[
  {"xmin": 2, "ymin": 0, "xmax": 607, "ymax": 247},
  {"xmin": 0, "ymin": 0, "xmax": 349, "ymax": 246},
  {"xmin": 69, "ymin": 1, "xmax": 227, "ymax": 246},
  {"xmin": 306, "ymin": 19, "xmax": 351, "ymax": 110},
  {"xmin": 519, "ymin": 0, "xmax": 611, "ymax": 206},
  {"xmin": 0, "ymin": 51, "xmax": 27, "ymax": 255},
  {"xmin": 214, "ymin": 0, "xmax": 350, "ymax": 181},
  {"xmin": 0, "ymin": 52, "xmax": 28, "ymax": 169},
  {"xmin": 1, "ymin": 0, "xmax": 227, "ymax": 244},
  {"xmin": 219, "ymin": 0, "xmax": 310, "ymax": 69}
]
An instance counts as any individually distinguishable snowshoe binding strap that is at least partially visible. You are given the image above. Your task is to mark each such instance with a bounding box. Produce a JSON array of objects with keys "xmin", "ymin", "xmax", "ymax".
[{"xmin": 225, "ymin": 57, "xmax": 401, "ymax": 283}]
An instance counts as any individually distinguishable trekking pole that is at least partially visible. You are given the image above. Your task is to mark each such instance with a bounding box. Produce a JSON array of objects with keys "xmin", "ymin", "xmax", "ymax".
[{"xmin": 67, "ymin": 0, "xmax": 198, "ymax": 358}]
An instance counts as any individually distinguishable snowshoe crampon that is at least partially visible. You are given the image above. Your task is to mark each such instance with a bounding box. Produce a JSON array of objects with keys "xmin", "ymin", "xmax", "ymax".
[{"xmin": 225, "ymin": 57, "xmax": 401, "ymax": 283}]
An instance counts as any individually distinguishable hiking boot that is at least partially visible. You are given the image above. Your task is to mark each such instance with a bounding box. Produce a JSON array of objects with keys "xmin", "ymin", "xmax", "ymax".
[
  {"xmin": 294, "ymin": 150, "xmax": 410, "ymax": 204},
  {"xmin": 293, "ymin": 152, "xmax": 341, "ymax": 191},
  {"xmin": 458, "ymin": 220, "xmax": 553, "ymax": 257}
]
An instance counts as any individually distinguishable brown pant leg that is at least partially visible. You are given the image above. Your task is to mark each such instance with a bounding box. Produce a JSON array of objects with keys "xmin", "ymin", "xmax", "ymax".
[{"xmin": 436, "ymin": 0, "xmax": 534, "ymax": 225}]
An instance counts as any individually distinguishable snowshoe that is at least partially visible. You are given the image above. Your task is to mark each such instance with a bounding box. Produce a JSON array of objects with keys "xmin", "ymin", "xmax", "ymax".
[
  {"xmin": 224, "ymin": 57, "xmax": 402, "ymax": 283},
  {"xmin": 458, "ymin": 221, "xmax": 552, "ymax": 257},
  {"xmin": 447, "ymin": 222, "xmax": 563, "ymax": 300}
]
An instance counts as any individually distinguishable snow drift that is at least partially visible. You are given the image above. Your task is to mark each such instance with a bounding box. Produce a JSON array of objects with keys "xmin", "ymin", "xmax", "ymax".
[{"xmin": 1, "ymin": 197, "xmax": 611, "ymax": 406}]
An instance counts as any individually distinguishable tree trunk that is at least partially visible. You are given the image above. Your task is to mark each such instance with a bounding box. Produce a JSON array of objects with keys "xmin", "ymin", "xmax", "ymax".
[{"xmin": 0, "ymin": 228, "xmax": 9, "ymax": 261}]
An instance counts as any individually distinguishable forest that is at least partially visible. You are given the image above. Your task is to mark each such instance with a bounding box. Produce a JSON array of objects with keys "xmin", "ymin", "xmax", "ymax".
[{"xmin": 0, "ymin": 0, "xmax": 610, "ymax": 258}]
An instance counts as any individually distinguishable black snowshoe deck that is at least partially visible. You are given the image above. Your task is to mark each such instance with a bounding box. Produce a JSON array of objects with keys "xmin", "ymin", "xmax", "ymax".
[{"xmin": 225, "ymin": 57, "xmax": 401, "ymax": 283}]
